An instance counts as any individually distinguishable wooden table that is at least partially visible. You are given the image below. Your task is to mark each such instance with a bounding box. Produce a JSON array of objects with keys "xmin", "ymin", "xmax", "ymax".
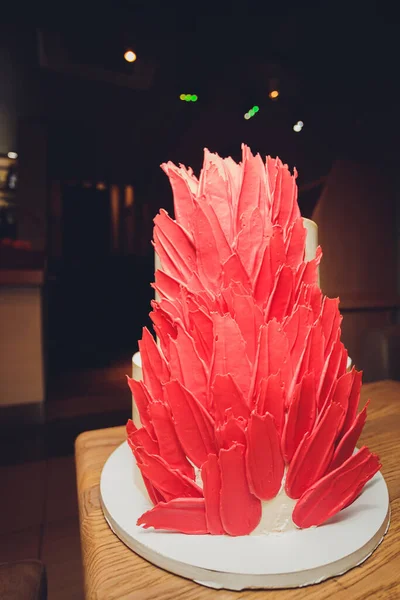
[{"xmin": 75, "ymin": 380, "xmax": 400, "ymax": 600}]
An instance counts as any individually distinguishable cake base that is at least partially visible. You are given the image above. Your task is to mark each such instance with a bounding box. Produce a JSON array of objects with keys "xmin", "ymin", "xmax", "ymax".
[{"xmin": 100, "ymin": 441, "xmax": 390, "ymax": 591}]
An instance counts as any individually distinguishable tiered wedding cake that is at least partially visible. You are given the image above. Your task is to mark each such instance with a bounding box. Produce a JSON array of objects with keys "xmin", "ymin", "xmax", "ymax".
[{"xmin": 126, "ymin": 145, "xmax": 380, "ymax": 536}]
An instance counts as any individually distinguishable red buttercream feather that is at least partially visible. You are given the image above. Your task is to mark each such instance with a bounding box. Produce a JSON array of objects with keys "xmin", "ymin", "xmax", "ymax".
[
  {"xmin": 212, "ymin": 374, "xmax": 250, "ymax": 423},
  {"xmin": 137, "ymin": 498, "xmax": 208, "ymax": 534},
  {"xmin": 246, "ymin": 411, "xmax": 284, "ymax": 500},
  {"xmin": 330, "ymin": 400, "xmax": 370, "ymax": 471},
  {"xmin": 220, "ymin": 444, "xmax": 262, "ymax": 536},
  {"xmin": 293, "ymin": 447, "xmax": 381, "ymax": 528},
  {"xmin": 211, "ymin": 313, "xmax": 252, "ymax": 398},
  {"xmin": 216, "ymin": 414, "xmax": 247, "ymax": 449},
  {"xmin": 154, "ymin": 209, "xmax": 196, "ymax": 281},
  {"xmin": 161, "ymin": 162, "xmax": 197, "ymax": 234},
  {"xmin": 149, "ymin": 401, "xmax": 194, "ymax": 479},
  {"xmin": 282, "ymin": 372, "xmax": 317, "ymax": 463},
  {"xmin": 255, "ymin": 373, "xmax": 285, "ymax": 434},
  {"xmin": 164, "ymin": 380, "xmax": 216, "ymax": 468},
  {"xmin": 286, "ymin": 402, "xmax": 344, "ymax": 498},
  {"xmin": 138, "ymin": 328, "xmax": 169, "ymax": 401},
  {"xmin": 251, "ymin": 320, "xmax": 290, "ymax": 399},
  {"xmin": 127, "ymin": 377, "xmax": 155, "ymax": 436},
  {"xmin": 135, "ymin": 447, "xmax": 203, "ymax": 501},
  {"xmin": 201, "ymin": 454, "xmax": 225, "ymax": 534}
]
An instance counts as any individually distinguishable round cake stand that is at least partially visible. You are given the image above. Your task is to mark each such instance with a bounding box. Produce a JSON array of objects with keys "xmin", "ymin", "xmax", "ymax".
[{"xmin": 100, "ymin": 442, "xmax": 390, "ymax": 591}]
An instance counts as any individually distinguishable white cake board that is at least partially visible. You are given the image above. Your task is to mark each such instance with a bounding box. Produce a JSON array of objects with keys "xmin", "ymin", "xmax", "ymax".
[{"xmin": 100, "ymin": 441, "xmax": 390, "ymax": 591}]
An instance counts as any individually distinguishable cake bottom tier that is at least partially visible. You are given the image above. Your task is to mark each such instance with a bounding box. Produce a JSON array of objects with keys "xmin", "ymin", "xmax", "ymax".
[{"xmin": 100, "ymin": 440, "xmax": 390, "ymax": 590}]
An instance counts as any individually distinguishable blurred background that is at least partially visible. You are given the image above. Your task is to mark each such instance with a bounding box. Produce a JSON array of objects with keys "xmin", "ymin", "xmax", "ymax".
[
  {"xmin": 0, "ymin": 3, "xmax": 399, "ymax": 596},
  {"xmin": 1, "ymin": 0, "xmax": 400, "ymax": 440}
]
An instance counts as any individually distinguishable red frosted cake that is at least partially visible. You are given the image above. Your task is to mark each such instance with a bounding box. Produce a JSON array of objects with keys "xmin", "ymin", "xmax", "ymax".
[{"xmin": 126, "ymin": 145, "xmax": 380, "ymax": 536}]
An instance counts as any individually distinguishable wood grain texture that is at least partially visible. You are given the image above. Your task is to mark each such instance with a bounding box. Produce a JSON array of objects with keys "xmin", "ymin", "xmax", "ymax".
[{"xmin": 75, "ymin": 380, "xmax": 400, "ymax": 600}]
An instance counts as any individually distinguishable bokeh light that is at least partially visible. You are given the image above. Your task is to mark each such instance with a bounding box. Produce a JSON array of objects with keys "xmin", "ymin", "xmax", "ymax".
[
  {"xmin": 124, "ymin": 50, "xmax": 137, "ymax": 63},
  {"xmin": 180, "ymin": 94, "xmax": 199, "ymax": 102},
  {"xmin": 245, "ymin": 106, "xmax": 260, "ymax": 119},
  {"xmin": 269, "ymin": 90, "xmax": 279, "ymax": 99}
]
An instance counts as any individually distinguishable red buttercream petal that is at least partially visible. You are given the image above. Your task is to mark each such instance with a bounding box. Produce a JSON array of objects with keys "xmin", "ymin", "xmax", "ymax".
[
  {"xmin": 282, "ymin": 372, "xmax": 317, "ymax": 463},
  {"xmin": 286, "ymin": 402, "xmax": 345, "ymax": 499},
  {"xmin": 164, "ymin": 380, "xmax": 216, "ymax": 468},
  {"xmin": 317, "ymin": 332, "xmax": 345, "ymax": 410},
  {"xmin": 126, "ymin": 418, "xmax": 136, "ymax": 437},
  {"xmin": 341, "ymin": 368, "xmax": 363, "ymax": 435},
  {"xmin": 246, "ymin": 411, "xmax": 284, "ymax": 500},
  {"xmin": 129, "ymin": 441, "xmax": 165, "ymax": 505},
  {"xmin": 272, "ymin": 162, "xmax": 300, "ymax": 231},
  {"xmin": 285, "ymin": 218, "xmax": 306, "ymax": 267},
  {"xmin": 168, "ymin": 324, "xmax": 208, "ymax": 407},
  {"xmin": 254, "ymin": 227, "xmax": 285, "ymax": 306},
  {"xmin": 127, "ymin": 425, "xmax": 159, "ymax": 456},
  {"xmin": 265, "ymin": 156, "xmax": 279, "ymax": 207},
  {"xmin": 222, "ymin": 253, "xmax": 252, "ymax": 293},
  {"xmin": 201, "ymin": 454, "xmax": 225, "ymax": 534},
  {"xmin": 138, "ymin": 328, "xmax": 170, "ymax": 400},
  {"xmin": 237, "ymin": 150, "xmax": 267, "ymax": 231},
  {"xmin": 265, "ymin": 265, "xmax": 295, "ymax": 322},
  {"xmin": 137, "ymin": 498, "xmax": 208, "ymax": 534},
  {"xmin": 153, "ymin": 270, "xmax": 181, "ymax": 301},
  {"xmin": 161, "ymin": 162, "xmax": 197, "ymax": 234},
  {"xmin": 154, "ymin": 209, "xmax": 196, "ymax": 281},
  {"xmin": 198, "ymin": 151, "xmax": 234, "ymax": 244},
  {"xmin": 283, "ymin": 305, "xmax": 313, "ymax": 373},
  {"xmin": 135, "ymin": 447, "xmax": 203, "ymax": 501},
  {"xmin": 149, "ymin": 401, "xmax": 194, "ymax": 479},
  {"xmin": 150, "ymin": 303, "xmax": 177, "ymax": 358},
  {"xmin": 236, "ymin": 207, "xmax": 265, "ymax": 279},
  {"xmin": 158, "ymin": 297, "xmax": 183, "ymax": 322},
  {"xmin": 296, "ymin": 248, "xmax": 321, "ymax": 290},
  {"xmin": 229, "ymin": 291, "xmax": 264, "ymax": 365},
  {"xmin": 330, "ymin": 401, "xmax": 369, "ymax": 471},
  {"xmin": 211, "ymin": 313, "xmax": 252, "ymax": 399},
  {"xmin": 199, "ymin": 201, "xmax": 232, "ymax": 264},
  {"xmin": 255, "ymin": 373, "xmax": 285, "ymax": 434},
  {"xmin": 320, "ymin": 370, "xmax": 354, "ymax": 430},
  {"xmin": 292, "ymin": 447, "xmax": 381, "ymax": 528},
  {"xmin": 320, "ymin": 297, "xmax": 342, "ymax": 358},
  {"xmin": 212, "ymin": 374, "xmax": 250, "ymax": 423},
  {"xmin": 216, "ymin": 414, "xmax": 247, "ymax": 449},
  {"xmin": 127, "ymin": 377, "xmax": 155, "ymax": 436},
  {"xmin": 299, "ymin": 321, "xmax": 324, "ymax": 386},
  {"xmin": 188, "ymin": 306, "xmax": 214, "ymax": 363},
  {"xmin": 251, "ymin": 320, "xmax": 290, "ymax": 399},
  {"xmin": 220, "ymin": 444, "xmax": 262, "ymax": 536},
  {"xmin": 192, "ymin": 203, "xmax": 224, "ymax": 288}
]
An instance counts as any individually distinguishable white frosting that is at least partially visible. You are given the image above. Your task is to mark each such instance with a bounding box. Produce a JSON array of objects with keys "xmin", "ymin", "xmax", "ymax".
[
  {"xmin": 251, "ymin": 492, "xmax": 296, "ymax": 535},
  {"xmin": 303, "ymin": 218, "xmax": 318, "ymax": 263}
]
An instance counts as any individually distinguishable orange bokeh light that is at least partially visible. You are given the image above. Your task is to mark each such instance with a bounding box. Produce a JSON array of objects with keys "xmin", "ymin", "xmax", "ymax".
[{"xmin": 124, "ymin": 50, "xmax": 137, "ymax": 63}]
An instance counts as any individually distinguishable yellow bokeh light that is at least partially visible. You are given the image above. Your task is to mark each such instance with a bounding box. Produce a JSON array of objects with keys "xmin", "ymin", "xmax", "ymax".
[
  {"xmin": 124, "ymin": 50, "xmax": 137, "ymax": 63},
  {"xmin": 269, "ymin": 90, "xmax": 279, "ymax": 99}
]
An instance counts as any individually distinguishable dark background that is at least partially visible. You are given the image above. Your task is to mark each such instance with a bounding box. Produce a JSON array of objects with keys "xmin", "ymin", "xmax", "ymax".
[{"xmin": 1, "ymin": 1, "xmax": 399, "ymax": 372}]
